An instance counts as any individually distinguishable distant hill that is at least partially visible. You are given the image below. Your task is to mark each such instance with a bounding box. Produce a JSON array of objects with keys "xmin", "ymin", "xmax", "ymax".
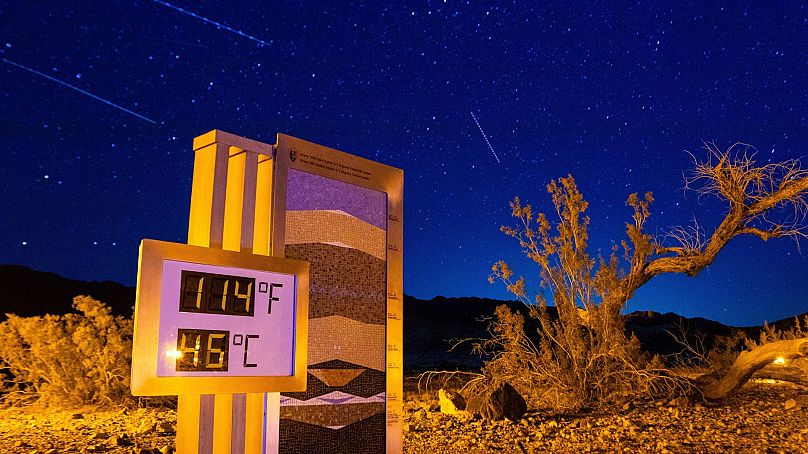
[
  {"xmin": 0, "ymin": 265, "xmax": 135, "ymax": 320},
  {"xmin": 404, "ymin": 295, "xmax": 808, "ymax": 371},
  {"xmin": 0, "ymin": 265, "xmax": 805, "ymax": 371}
]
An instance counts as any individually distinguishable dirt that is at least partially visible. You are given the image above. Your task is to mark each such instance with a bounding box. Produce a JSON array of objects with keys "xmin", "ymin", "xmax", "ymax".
[
  {"xmin": 0, "ymin": 407, "xmax": 175, "ymax": 453},
  {"xmin": 0, "ymin": 381, "xmax": 805, "ymax": 453},
  {"xmin": 405, "ymin": 380, "xmax": 808, "ymax": 453}
]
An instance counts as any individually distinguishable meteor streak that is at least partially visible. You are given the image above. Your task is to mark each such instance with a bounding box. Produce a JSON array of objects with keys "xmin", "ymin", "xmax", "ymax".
[
  {"xmin": 149, "ymin": 0, "xmax": 272, "ymax": 47},
  {"xmin": 470, "ymin": 111, "xmax": 501, "ymax": 164},
  {"xmin": 2, "ymin": 58, "xmax": 157, "ymax": 125}
]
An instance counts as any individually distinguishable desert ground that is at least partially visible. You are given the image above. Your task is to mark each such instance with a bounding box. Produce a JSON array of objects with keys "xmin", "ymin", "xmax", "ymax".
[{"xmin": 0, "ymin": 379, "xmax": 805, "ymax": 453}]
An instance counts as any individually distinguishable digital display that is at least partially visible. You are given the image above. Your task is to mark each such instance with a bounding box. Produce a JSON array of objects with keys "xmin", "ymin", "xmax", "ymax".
[
  {"xmin": 180, "ymin": 270, "xmax": 256, "ymax": 316},
  {"xmin": 175, "ymin": 328, "xmax": 230, "ymax": 371},
  {"xmin": 155, "ymin": 259, "xmax": 298, "ymax": 377}
]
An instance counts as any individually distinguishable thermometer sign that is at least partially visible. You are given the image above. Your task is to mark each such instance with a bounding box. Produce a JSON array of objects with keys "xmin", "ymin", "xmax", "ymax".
[{"xmin": 131, "ymin": 239, "xmax": 309, "ymax": 396}]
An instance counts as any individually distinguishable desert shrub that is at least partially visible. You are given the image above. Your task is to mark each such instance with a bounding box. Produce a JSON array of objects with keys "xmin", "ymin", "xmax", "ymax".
[
  {"xmin": 487, "ymin": 177, "xmax": 686, "ymax": 412},
  {"xmin": 668, "ymin": 315, "xmax": 808, "ymax": 385},
  {"xmin": 746, "ymin": 315, "xmax": 808, "ymax": 349},
  {"xmin": 665, "ymin": 319, "xmax": 747, "ymax": 375},
  {"xmin": 0, "ymin": 296, "xmax": 133, "ymax": 408}
]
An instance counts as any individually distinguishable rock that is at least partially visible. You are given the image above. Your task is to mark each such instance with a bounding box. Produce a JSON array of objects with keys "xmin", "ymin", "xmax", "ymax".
[
  {"xmin": 109, "ymin": 435, "xmax": 132, "ymax": 447},
  {"xmin": 454, "ymin": 410, "xmax": 474, "ymax": 421},
  {"xmin": 137, "ymin": 421, "xmax": 156, "ymax": 434},
  {"xmin": 784, "ymin": 398, "xmax": 798, "ymax": 410},
  {"xmin": 159, "ymin": 446, "xmax": 173, "ymax": 454},
  {"xmin": 465, "ymin": 382, "xmax": 527, "ymax": 421},
  {"xmin": 90, "ymin": 432, "xmax": 109, "ymax": 440},
  {"xmin": 668, "ymin": 397, "xmax": 687, "ymax": 407},
  {"xmin": 158, "ymin": 421, "xmax": 176, "ymax": 433},
  {"xmin": 439, "ymin": 388, "xmax": 467, "ymax": 415},
  {"xmin": 71, "ymin": 413, "xmax": 85, "ymax": 420}
]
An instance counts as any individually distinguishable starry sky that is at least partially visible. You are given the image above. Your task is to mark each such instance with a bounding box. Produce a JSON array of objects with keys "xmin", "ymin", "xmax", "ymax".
[{"xmin": 1, "ymin": 1, "xmax": 807, "ymax": 326}]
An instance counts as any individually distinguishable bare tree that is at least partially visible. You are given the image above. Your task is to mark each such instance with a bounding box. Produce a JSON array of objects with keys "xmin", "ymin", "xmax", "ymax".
[{"xmin": 491, "ymin": 142, "xmax": 808, "ymax": 405}]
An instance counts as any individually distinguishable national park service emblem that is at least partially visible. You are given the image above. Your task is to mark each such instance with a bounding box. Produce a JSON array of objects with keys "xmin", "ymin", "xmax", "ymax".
[{"xmin": 289, "ymin": 149, "xmax": 297, "ymax": 162}]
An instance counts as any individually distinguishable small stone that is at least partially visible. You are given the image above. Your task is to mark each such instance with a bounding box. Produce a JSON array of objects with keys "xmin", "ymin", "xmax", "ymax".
[
  {"xmin": 784, "ymin": 398, "xmax": 798, "ymax": 410},
  {"xmin": 622, "ymin": 403, "xmax": 631, "ymax": 411},
  {"xmin": 439, "ymin": 388, "xmax": 467, "ymax": 415},
  {"xmin": 90, "ymin": 432, "xmax": 109, "ymax": 440},
  {"xmin": 71, "ymin": 413, "xmax": 85, "ymax": 419},
  {"xmin": 137, "ymin": 421, "xmax": 156, "ymax": 434},
  {"xmin": 159, "ymin": 447, "xmax": 173, "ymax": 454},
  {"xmin": 454, "ymin": 410, "xmax": 473, "ymax": 421},
  {"xmin": 465, "ymin": 382, "xmax": 527, "ymax": 421},
  {"xmin": 158, "ymin": 421, "xmax": 176, "ymax": 433},
  {"xmin": 109, "ymin": 435, "xmax": 133, "ymax": 446}
]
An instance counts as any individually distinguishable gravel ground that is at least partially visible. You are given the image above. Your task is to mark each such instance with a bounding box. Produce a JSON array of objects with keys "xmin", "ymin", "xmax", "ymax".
[
  {"xmin": 0, "ymin": 407, "xmax": 175, "ymax": 453},
  {"xmin": 404, "ymin": 381, "xmax": 808, "ymax": 453},
  {"xmin": 0, "ymin": 381, "xmax": 804, "ymax": 453}
]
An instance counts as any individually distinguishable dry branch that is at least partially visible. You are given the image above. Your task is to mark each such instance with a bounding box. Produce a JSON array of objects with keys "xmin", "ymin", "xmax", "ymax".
[
  {"xmin": 493, "ymin": 143, "xmax": 808, "ymax": 409},
  {"xmin": 753, "ymin": 363, "xmax": 808, "ymax": 387},
  {"xmin": 620, "ymin": 143, "xmax": 808, "ymax": 301},
  {"xmin": 699, "ymin": 338, "xmax": 808, "ymax": 400}
]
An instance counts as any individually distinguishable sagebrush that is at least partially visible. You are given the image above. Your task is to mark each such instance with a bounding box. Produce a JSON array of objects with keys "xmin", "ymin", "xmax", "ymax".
[
  {"xmin": 486, "ymin": 177, "xmax": 683, "ymax": 412},
  {"xmin": 487, "ymin": 144, "xmax": 808, "ymax": 409},
  {"xmin": 0, "ymin": 296, "xmax": 133, "ymax": 408}
]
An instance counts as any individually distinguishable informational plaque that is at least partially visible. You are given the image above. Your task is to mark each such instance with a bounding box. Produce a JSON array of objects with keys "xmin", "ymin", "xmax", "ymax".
[
  {"xmin": 271, "ymin": 134, "xmax": 403, "ymax": 453},
  {"xmin": 131, "ymin": 239, "xmax": 309, "ymax": 396}
]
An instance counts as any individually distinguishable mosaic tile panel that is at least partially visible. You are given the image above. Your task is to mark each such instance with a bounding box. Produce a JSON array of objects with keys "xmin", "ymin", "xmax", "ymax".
[
  {"xmin": 280, "ymin": 402, "xmax": 385, "ymax": 427},
  {"xmin": 304, "ymin": 315, "xmax": 385, "ymax": 371},
  {"xmin": 281, "ymin": 169, "xmax": 387, "ymax": 453},
  {"xmin": 285, "ymin": 243, "xmax": 386, "ymax": 324},
  {"xmin": 285, "ymin": 210, "xmax": 386, "ymax": 260},
  {"xmin": 283, "ymin": 362, "xmax": 385, "ymax": 400},
  {"xmin": 279, "ymin": 414, "xmax": 386, "ymax": 454},
  {"xmin": 286, "ymin": 169, "xmax": 386, "ymax": 229}
]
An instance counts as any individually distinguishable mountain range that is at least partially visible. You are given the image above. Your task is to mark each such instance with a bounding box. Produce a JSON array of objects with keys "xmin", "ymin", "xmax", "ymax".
[{"xmin": 1, "ymin": 265, "xmax": 804, "ymax": 371}]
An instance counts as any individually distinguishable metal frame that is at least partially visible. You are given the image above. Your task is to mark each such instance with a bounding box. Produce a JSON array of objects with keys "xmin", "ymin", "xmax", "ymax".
[
  {"xmin": 272, "ymin": 134, "xmax": 404, "ymax": 454},
  {"xmin": 131, "ymin": 239, "xmax": 309, "ymax": 396}
]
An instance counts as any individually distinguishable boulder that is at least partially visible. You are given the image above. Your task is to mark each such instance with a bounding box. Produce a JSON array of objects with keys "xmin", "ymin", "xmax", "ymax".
[
  {"xmin": 465, "ymin": 382, "xmax": 527, "ymax": 421},
  {"xmin": 439, "ymin": 388, "xmax": 466, "ymax": 414}
]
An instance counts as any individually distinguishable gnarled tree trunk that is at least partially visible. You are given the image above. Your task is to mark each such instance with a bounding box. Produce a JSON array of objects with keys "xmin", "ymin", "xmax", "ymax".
[
  {"xmin": 699, "ymin": 338, "xmax": 808, "ymax": 400},
  {"xmin": 753, "ymin": 362, "xmax": 808, "ymax": 387}
]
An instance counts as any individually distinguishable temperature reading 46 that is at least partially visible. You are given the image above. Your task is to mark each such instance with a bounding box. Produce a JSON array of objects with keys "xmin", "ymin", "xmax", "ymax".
[{"xmin": 173, "ymin": 329, "xmax": 263, "ymax": 372}]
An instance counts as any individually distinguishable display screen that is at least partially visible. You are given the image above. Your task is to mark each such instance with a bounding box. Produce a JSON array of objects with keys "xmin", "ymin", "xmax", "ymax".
[
  {"xmin": 180, "ymin": 271, "xmax": 256, "ymax": 316},
  {"xmin": 175, "ymin": 328, "xmax": 230, "ymax": 371},
  {"xmin": 156, "ymin": 260, "xmax": 297, "ymax": 377}
]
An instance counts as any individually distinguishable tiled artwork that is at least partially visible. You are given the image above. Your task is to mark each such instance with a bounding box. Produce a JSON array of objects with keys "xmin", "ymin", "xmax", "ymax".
[{"xmin": 280, "ymin": 169, "xmax": 387, "ymax": 453}]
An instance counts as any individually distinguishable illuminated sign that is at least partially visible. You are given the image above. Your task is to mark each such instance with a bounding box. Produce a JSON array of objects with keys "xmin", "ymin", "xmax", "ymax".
[{"xmin": 131, "ymin": 239, "xmax": 309, "ymax": 396}]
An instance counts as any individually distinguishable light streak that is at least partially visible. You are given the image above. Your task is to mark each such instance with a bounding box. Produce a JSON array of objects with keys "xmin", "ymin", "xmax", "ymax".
[
  {"xmin": 2, "ymin": 58, "xmax": 157, "ymax": 125},
  {"xmin": 470, "ymin": 111, "xmax": 501, "ymax": 164},
  {"xmin": 149, "ymin": 0, "xmax": 272, "ymax": 47}
]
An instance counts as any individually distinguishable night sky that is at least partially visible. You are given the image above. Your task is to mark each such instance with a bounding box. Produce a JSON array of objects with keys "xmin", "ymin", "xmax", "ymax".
[{"xmin": 2, "ymin": 2, "xmax": 807, "ymax": 326}]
